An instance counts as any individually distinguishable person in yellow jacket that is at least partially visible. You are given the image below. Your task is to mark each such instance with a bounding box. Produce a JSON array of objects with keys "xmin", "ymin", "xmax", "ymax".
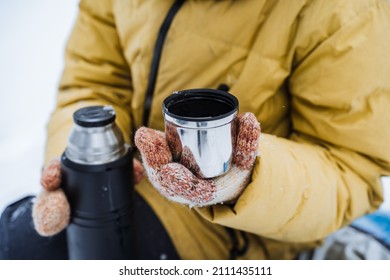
[{"xmin": 1, "ymin": 0, "xmax": 390, "ymax": 260}]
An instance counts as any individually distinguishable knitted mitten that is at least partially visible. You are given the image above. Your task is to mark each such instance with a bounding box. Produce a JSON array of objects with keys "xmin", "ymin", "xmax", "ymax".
[
  {"xmin": 135, "ymin": 113, "xmax": 261, "ymax": 207},
  {"xmin": 32, "ymin": 158, "xmax": 145, "ymax": 236}
]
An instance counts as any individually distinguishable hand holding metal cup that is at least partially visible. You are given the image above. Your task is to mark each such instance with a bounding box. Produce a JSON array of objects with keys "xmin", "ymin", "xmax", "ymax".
[
  {"xmin": 163, "ymin": 89, "xmax": 239, "ymax": 178},
  {"xmin": 135, "ymin": 89, "xmax": 261, "ymax": 207}
]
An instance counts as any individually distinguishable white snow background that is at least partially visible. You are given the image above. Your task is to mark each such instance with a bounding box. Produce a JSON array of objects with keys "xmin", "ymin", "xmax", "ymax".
[
  {"xmin": 0, "ymin": 0, "xmax": 389, "ymax": 215},
  {"xmin": 0, "ymin": 0, "xmax": 78, "ymax": 213}
]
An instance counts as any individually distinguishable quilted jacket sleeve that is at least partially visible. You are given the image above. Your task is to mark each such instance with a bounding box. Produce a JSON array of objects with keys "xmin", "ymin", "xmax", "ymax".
[
  {"xmin": 197, "ymin": 0, "xmax": 390, "ymax": 242},
  {"xmin": 45, "ymin": 0, "xmax": 132, "ymax": 163}
]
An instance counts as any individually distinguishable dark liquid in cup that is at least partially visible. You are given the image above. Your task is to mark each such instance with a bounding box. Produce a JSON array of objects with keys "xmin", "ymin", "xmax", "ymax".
[
  {"xmin": 169, "ymin": 97, "xmax": 233, "ymax": 118},
  {"xmin": 164, "ymin": 89, "xmax": 238, "ymax": 120}
]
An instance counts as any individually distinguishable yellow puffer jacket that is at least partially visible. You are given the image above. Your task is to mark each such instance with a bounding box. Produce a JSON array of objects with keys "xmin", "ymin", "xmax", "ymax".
[{"xmin": 45, "ymin": 0, "xmax": 390, "ymax": 259}]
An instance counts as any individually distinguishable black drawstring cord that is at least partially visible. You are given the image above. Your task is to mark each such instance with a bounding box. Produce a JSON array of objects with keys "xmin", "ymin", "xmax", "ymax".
[
  {"xmin": 217, "ymin": 83, "xmax": 230, "ymax": 92},
  {"xmin": 142, "ymin": 0, "xmax": 186, "ymax": 127},
  {"xmin": 138, "ymin": 0, "xmax": 251, "ymax": 259},
  {"xmin": 226, "ymin": 228, "xmax": 250, "ymax": 259},
  {"xmin": 132, "ymin": 0, "xmax": 185, "ymax": 259}
]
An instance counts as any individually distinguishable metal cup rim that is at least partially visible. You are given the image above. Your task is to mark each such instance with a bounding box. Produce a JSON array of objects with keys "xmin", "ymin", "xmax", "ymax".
[{"xmin": 162, "ymin": 88, "xmax": 239, "ymax": 123}]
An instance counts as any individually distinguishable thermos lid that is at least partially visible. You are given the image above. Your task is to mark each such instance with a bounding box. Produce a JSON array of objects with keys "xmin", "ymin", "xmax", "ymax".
[
  {"xmin": 66, "ymin": 105, "xmax": 127, "ymax": 165},
  {"xmin": 73, "ymin": 106, "xmax": 116, "ymax": 127}
]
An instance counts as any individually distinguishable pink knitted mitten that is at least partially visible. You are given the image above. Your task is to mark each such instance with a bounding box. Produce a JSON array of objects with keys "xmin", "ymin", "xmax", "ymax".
[{"xmin": 135, "ymin": 113, "xmax": 260, "ymax": 207}]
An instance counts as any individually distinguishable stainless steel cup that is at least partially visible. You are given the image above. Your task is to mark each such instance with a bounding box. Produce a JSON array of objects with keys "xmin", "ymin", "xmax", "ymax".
[{"xmin": 162, "ymin": 89, "xmax": 239, "ymax": 178}]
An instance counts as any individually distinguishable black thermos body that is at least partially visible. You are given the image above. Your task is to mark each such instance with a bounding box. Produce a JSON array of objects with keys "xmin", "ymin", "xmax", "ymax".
[{"xmin": 61, "ymin": 106, "xmax": 134, "ymax": 259}]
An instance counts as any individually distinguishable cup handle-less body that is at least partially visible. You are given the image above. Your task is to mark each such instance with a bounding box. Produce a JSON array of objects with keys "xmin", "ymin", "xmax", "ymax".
[{"xmin": 163, "ymin": 89, "xmax": 239, "ymax": 178}]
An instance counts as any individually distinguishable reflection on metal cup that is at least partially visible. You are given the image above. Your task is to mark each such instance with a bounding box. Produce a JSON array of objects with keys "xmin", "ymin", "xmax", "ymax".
[{"xmin": 163, "ymin": 89, "xmax": 239, "ymax": 178}]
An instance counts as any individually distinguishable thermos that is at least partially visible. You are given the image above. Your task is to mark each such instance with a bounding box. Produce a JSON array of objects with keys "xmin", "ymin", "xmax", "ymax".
[{"xmin": 61, "ymin": 106, "xmax": 134, "ymax": 259}]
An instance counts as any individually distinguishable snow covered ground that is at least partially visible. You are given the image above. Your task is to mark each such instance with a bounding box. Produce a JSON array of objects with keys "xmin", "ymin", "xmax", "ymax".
[{"xmin": 0, "ymin": 0, "xmax": 389, "ymax": 215}]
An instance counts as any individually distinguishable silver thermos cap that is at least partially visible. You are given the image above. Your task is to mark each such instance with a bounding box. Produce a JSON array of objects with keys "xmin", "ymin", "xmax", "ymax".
[{"xmin": 65, "ymin": 106, "xmax": 127, "ymax": 165}]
